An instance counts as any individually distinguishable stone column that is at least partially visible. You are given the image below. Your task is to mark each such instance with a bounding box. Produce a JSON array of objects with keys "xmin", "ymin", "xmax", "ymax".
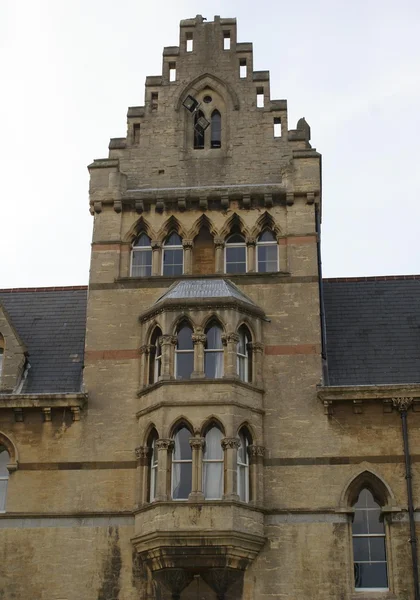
[
  {"xmin": 151, "ymin": 240, "xmax": 162, "ymax": 276},
  {"xmin": 135, "ymin": 445, "xmax": 151, "ymax": 506},
  {"xmin": 189, "ymin": 437, "xmax": 205, "ymax": 501},
  {"xmin": 160, "ymin": 335, "xmax": 176, "ymax": 380},
  {"xmin": 222, "ymin": 333, "xmax": 239, "ymax": 379},
  {"xmin": 139, "ymin": 344, "xmax": 152, "ymax": 387},
  {"xmin": 155, "ymin": 439, "xmax": 173, "ymax": 501},
  {"xmin": 248, "ymin": 342, "xmax": 264, "ymax": 386},
  {"xmin": 246, "ymin": 237, "xmax": 256, "ymax": 272},
  {"xmin": 248, "ymin": 445, "xmax": 265, "ymax": 505},
  {"xmin": 182, "ymin": 239, "xmax": 194, "ymax": 274},
  {"xmin": 214, "ymin": 237, "xmax": 225, "ymax": 274},
  {"xmin": 222, "ymin": 437, "xmax": 240, "ymax": 501},
  {"xmin": 191, "ymin": 329, "xmax": 206, "ymax": 379}
]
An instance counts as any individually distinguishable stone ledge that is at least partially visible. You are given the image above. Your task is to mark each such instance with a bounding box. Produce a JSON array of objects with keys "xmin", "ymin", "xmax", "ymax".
[
  {"xmin": 0, "ymin": 392, "xmax": 87, "ymax": 421},
  {"xmin": 318, "ymin": 383, "xmax": 420, "ymax": 415}
]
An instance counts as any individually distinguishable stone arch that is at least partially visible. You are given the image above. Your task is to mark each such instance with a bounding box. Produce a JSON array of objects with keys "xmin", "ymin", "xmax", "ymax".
[
  {"xmin": 0, "ymin": 432, "xmax": 18, "ymax": 472},
  {"xmin": 125, "ymin": 216, "xmax": 156, "ymax": 244},
  {"xmin": 200, "ymin": 415, "xmax": 226, "ymax": 437},
  {"xmin": 201, "ymin": 313, "xmax": 226, "ymax": 333},
  {"xmin": 251, "ymin": 211, "xmax": 283, "ymax": 240},
  {"xmin": 169, "ymin": 416, "xmax": 194, "ymax": 438},
  {"xmin": 340, "ymin": 468, "xmax": 397, "ymax": 509},
  {"xmin": 142, "ymin": 422, "xmax": 159, "ymax": 446},
  {"xmin": 176, "ymin": 73, "xmax": 240, "ymax": 112},
  {"xmin": 172, "ymin": 315, "xmax": 195, "ymax": 336},
  {"xmin": 188, "ymin": 214, "xmax": 218, "ymax": 240},
  {"xmin": 144, "ymin": 320, "xmax": 164, "ymax": 345},
  {"xmin": 219, "ymin": 213, "xmax": 250, "ymax": 240},
  {"xmin": 158, "ymin": 216, "xmax": 188, "ymax": 242},
  {"xmin": 236, "ymin": 421, "xmax": 255, "ymax": 444},
  {"xmin": 236, "ymin": 319, "xmax": 256, "ymax": 341}
]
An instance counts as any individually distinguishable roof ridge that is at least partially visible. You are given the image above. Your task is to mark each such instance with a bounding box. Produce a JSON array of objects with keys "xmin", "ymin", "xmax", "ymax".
[{"xmin": 0, "ymin": 286, "xmax": 88, "ymax": 293}]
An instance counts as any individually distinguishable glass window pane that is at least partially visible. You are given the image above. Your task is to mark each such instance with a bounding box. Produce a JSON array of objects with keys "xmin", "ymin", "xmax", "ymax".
[
  {"xmin": 367, "ymin": 510, "xmax": 385, "ymax": 534},
  {"xmin": 132, "ymin": 250, "xmax": 152, "ymax": 276},
  {"xmin": 203, "ymin": 462, "xmax": 223, "ymax": 499},
  {"xmin": 237, "ymin": 329, "xmax": 246, "ymax": 354},
  {"xmin": 238, "ymin": 434, "xmax": 248, "ymax": 463},
  {"xmin": 353, "ymin": 537, "xmax": 370, "ymax": 562},
  {"xmin": 238, "ymin": 355, "xmax": 246, "ymax": 380},
  {"xmin": 226, "ymin": 246, "xmax": 246, "ymax": 273},
  {"xmin": 0, "ymin": 449, "xmax": 9, "ymax": 478},
  {"xmin": 0, "ymin": 480, "xmax": 7, "ymax": 512},
  {"xmin": 176, "ymin": 352, "xmax": 194, "ymax": 379},
  {"xmin": 238, "ymin": 464, "xmax": 246, "ymax": 501},
  {"xmin": 370, "ymin": 537, "xmax": 387, "ymax": 562},
  {"xmin": 172, "ymin": 462, "xmax": 192, "ymax": 499},
  {"xmin": 204, "ymin": 427, "xmax": 223, "ymax": 459},
  {"xmin": 177, "ymin": 326, "xmax": 193, "ymax": 350},
  {"xmin": 165, "ymin": 232, "xmax": 182, "ymax": 246},
  {"xmin": 354, "ymin": 562, "xmax": 388, "ymax": 589},
  {"xmin": 204, "ymin": 351, "xmax": 224, "ymax": 378},
  {"xmin": 134, "ymin": 233, "xmax": 151, "ymax": 247},
  {"xmin": 258, "ymin": 230, "xmax": 276, "ymax": 242},
  {"xmin": 227, "ymin": 234, "xmax": 244, "ymax": 244},
  {"xmin": 258, "ymin": 245, "xmax": 278, "ymax": 272},
  {"xmin": 174, "ymin": 428, "xmax": 192, "ymax": 460},
  {"xmin": 206, "ymin": 325, "xmax": 223, "ymax": 349},
  {"xmin": 355, "ymin": 489, "xmax": 378, "ymax": 509},
  {"xmin": 352, "ymin": 509, "xmax": 368, "ymax": 535},
  {"xmin": 163, "ymin": 249, "xmax": 183, "ymax": 275}
]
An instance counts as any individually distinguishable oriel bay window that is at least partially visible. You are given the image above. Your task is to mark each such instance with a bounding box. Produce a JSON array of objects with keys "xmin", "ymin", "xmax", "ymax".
[
  {"xmin": 163, "ymin": 232, "xmax": 183, "ymax": 276},
  {"xmin": 352, "ymin": 488, "xmax": 388, "ymax": 591},
  {"xmin": 131, "ymin": 233, "xmax": 152, "ymax": 277},
  {"xmin": 203, "ymin": 425, "xmax": 224, "ymax": 499},
  {"xmin": 148, "ymin": 327, "xmax": 162, "ymax": 384},
  {"xmin": 172, "ymin": 426, "xmax": 193, "ymax": 500},
  {"xmin": 204, "ymin": 321, "xmax": 224, "ymax": 378},
  {"xmin": 175, "ymin": 322, "xmax": 194, "ymax": 379},
  {"xmin": 257, "ymin": 230, "xmax": 278, "ymax": 272}
]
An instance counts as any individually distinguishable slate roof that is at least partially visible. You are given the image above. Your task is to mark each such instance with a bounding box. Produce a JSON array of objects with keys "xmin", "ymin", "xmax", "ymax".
[
  {"xmin": 0, "ymin": 288, "xmax": 87, "ymax": 394},
  {"xmin": 323, "ymin": 277, "xmax": 420, "ymax": 385},
  {"xmin": 154, "ymin": 279, "xmax": 257, "ymax": 306}
]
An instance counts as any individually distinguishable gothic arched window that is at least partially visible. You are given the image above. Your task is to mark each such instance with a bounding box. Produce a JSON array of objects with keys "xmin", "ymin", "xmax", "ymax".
[
  {"xmin": 225, "ymin": 233, "xmax": 246, "ymax": 274},
  {"xmin": 257, "ymin": 230, "xmax": 278, "ymax": 272},
  {"xmin": 194, "ymin": 110, "xmax": 205, "ymax": 149},
  {"xmin": 175, "ymin": 322, "xmax": 194, "ymax": 380},
  {"xmin": 352, "ymin": 488, "xmax": 388, "ymax": 591},
  {"xmin": 163, "ymin": 232, "xmax": 183, "ymax": 276},
  {"xmin": 211, "ymin": 110, "xmax": 221, "ymax": 148},
  {"xmin": 204, "ymin": 321, "xmax": 224, "ymax": 378},
  {"xmin": 172, "ymin": 425, "xmax": 192, "ymax": 500},
  {"xmin": 203, "ymin": 425, "xmax": 224, "ymax": 499},
  {"xmin": 148, "ymin": 327, "xmax": 162, "ymax": 384},
  {"xmin": 0, "ymin": 447, "xmax": 9, "ymax": 512},
  {"xmin": 131, "ymin": 233, "xmax": 152, "ymax": 277},
  {"xmin": 237, "ymin": 325, "xmax": 252, "ymax": 383},
  {"xmin": 237, "ymin": 427, "xmax": 251, "ymax": 502},
  {"xmin": 147, "ymin": 429, "xmax": 159, "ymax": 502}
]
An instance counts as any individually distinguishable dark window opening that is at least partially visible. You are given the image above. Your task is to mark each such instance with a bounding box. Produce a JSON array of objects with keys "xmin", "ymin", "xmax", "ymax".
[
  {"xmin": 223, "ymin": 31, "xmax": 231, "ymax": 50},
  {"xmin": 194, "ymin": 110, "xmax": 205, "ymax": 149},
  {"xmin": 239, "ymin": 58, "xmax": 247, "ymax": 78},
  {"xmin": 203, "ymin": 95, "xmax": 212, "ymax": 104},
  {"xmin": 148, "ymin": 327, "xmax": 162, "ymax": 384},
  {"xmin": 172, "ymin": 426, "xmax": 193, "ymax": 500},
  {"xmin": 256, "ymin": 87, "xmax": 264, "ymax": 108},
  {"xmin": 274, "ymin": 117, "xmax": 281, "ymax": 138},
  {"xmin": 211, "ymin": 110, "xmax": 221, "ymax": 148},
  {"xmin": 133, "ymin": 123, "xmax": 140, "ymax": 145},
  {"xmin": 151, "ymin": 92, "xmax": 158, "ymax": 111},
  {"xmin": 186, "ymin": 32, "xmax": 193, "ymax": 52},
  {"xmin": 175, "ymin": 323, "xmax": 194, "ymax": 380},
  {"xmin": 169, "ymin": 62, "xmax": 176, "ymax": 82}
]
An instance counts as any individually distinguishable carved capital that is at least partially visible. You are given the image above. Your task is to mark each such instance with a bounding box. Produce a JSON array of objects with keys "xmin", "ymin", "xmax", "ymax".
[
  {"xmin": 160, "ymin": 334, "xmax": 177, "ymax": 346},
  {"xmin": 222, "ymin": 332, "xmax": 239, "ymax": 346},
  {"xmin": 214, "ymin": 237, "xmax": 225, "ymax": 249},
  {"xmin": 392, "ymin": 397, "xmax": 414, "ymax": 412},
  {"xmin": 192, "ymin": 334, "xmax": 206, "ymax": 345},
  {"xmin": 189, "ymin": 437, "xmax": 205, "ymax": 449},
  {"xmin": 151, "ymin": 240, "xmax": 162, "ymax": 250},
  {"xmin": 139, "ymin": 344, "xmax": 152, "ymax": 355},
  {"xmin": 221, "ymin": 437, "xmax": 240, "ymax": 450},
  {"xmin": 248, "ymin": 341, "xmax": 264, "ymax": 354},
  {"xmin": 182, "ymin": 239, "xmax": 194, "ymax": 249},
  {"xmin": 135, "ymin": 446, "xmax": 150, "ymax": 460},
  {"xmin": 248, "ymin": 444, "xmax": 265, "ymax": 458},
  {"xmin": 246, "ymin": 236, "xmax": 256, "ymax": 247},
  {"xmin": 156, "ymin": 438, "xmax": 174, "ymax": 451}
]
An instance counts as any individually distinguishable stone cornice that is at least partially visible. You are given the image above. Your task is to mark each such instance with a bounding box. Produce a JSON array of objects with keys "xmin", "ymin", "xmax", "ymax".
[
  {"xmin": 0, "ymin": 392, "xmax": 88, "ymax": 421},
  {"xmin": 317, "ymin": 384, "xmax": 420, "ymax": 415}
]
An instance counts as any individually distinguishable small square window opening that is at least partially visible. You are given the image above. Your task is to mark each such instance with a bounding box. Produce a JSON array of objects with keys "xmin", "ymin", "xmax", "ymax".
[
  {"xmin": 239, "ymin": 59, "xmax": 247, "ymax": 79},
  {"xmin": 133, "ymin": 123, "xmax": 140, "ymax": 144},
  {"xmin": 223, "ymin": 31, "xmax": 231, "ymax": 50},
  {"xmin": 169, "ymin": 62, "xmax": 176, "ymax": 82},
  {"xmin": 274, "ymin": 117, "xmax": 282, "ymax": 138},
  {"xmin": 151, "ymin": 92, "xmax": 158, "ymax": 111},
  {"xmin": 186, "ymin": 33, "xmax": 193, "ymax": 52},
  {"xmin": 256, "ymin": 87, "xmax": 264, "ymax": 108}
]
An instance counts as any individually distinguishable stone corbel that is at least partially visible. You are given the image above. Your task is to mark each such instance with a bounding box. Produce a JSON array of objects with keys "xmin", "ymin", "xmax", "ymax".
[
  {"xmin": 199, "ymin": 195, "xmax": 208, "ymax": 211},
  {"xmin": 42, "ymin": 407, "xmax": 52, "ymax": 422},
  {"xmin": 113, "ymin": 199, "xmax": 122, "ymax": 213},
  {"xmin": 242, "ymin": 194, "xmax": 251, "ymax": 209},
  {"xmin": 94, "ymin": 201, "xmax": 102, "ymax": 214},
  {"xmin": 306, "ymin": 192, "xmax": 315, "ymax": 205},
  {"xmin": 286, "ymin": 192, "xmax": 294, "ymax": 206},
  {"xmin": 392, "ymin": 397, "xmax": 413, "ymax": 412},
  {"xmin": 221, "ymin": 195, "xmax": 229, "ymax": 210},
  {"xmin": 155, "ymin": 197, "xmax": 164, "ymax": 212},
  {"xmin": 71, "ymin": 407, "xmax": 81, "ymax": 421},
  {"xmin": 323, "ymin": 400, "xmax": 333, "ymax": 416},
  {"xmin": 13, "ymin": 408, "xmax": 23, "ymax": 422},
  {"xmin": 177, "ymin": 197, "xmax": 186, "ymax": 211},
  {"xmin": 353, "ymin": 399, "xmax": 363, "ymax": 414},
  {"xmin": 264, "ymin": 193, "xmax": 273, "ymax": 207},
  {"xmin": 135, "ymin": 199, "xmax": 144, "ymax": 214}
]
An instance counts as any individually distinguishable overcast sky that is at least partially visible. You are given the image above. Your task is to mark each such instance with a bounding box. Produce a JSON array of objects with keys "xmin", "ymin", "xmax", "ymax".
[{"xmin": 2, "ymin": 0, "xmax": 419, "ymax": 287}]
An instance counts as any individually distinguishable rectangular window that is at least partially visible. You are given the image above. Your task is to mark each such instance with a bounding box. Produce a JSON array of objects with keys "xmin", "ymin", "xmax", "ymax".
[
  {"xmin": 223, "ymin": 31, "xmax": 231, "ymax": 50},
  {"xmin": 131, "ymin": 249, "xmax": 152, "ymax": 277},
  {"xmin": 274, "ymin": 117, "xmax": 282, "ymax": 138},
  {"xmin": 239, "ymin": 58, "xmax": 247, "ymax": 78},
  {"xmin": 163, "ymin": 248, "xmax": 183, "ymax": 276},
  {"xmin": 133, "ymin": 123, "xmax": 140, "ymax": 144},
  {"xmin": 258, "ymin": 245, "xmax": 278, "ymax": 272},
  {"xmin": 151, "ymin": 92, "xmax": 158, "ymax": 111},
  {"xmin": 169, "ymin": 62, "xmax": 176, "ymax": 82},
  {"xmin": 225, "ymin": 246, "xmax": 247, "ymax": 274},
  {"xmin": 256, "ymin": 87, "xmax": 264, "ymax": 108},
  {"xmin": 186, "ymin": 32, "xmax": 193, "ymax": 52}
]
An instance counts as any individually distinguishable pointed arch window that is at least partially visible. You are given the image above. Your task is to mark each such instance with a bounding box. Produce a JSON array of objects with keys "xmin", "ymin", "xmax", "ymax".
[
  {"xmin": 194, "ymin": 110, "xmax": 205, "ymax": 149},
  {"xmin": 0, "ymin": 447, "xmax": 9, "ymax": 512},
  {"xmin": 147, "ymin": 429, "xmax": 159, "ymax": 502},
  {"xmin": 225, "ymin": 233, "xmax": 246, "ymax": 274},
  {"xmin": 352, "ymin": 488, "xmax": 388, "ymax": 591},
  {"xmin": 172, "ymin": 426, "xmax": 192, "ymax": 500},
  {"xmin": 204, "ymin": 322, "xmax": 224, "ymax": 378},
  {"xmin": 203, "ymin": 426, "xmax": 224, "ymax": 499},
  {"xmin": 175, "ymin": 323, "xmax": 194, "ymax": 380},
  {"xmin": 148, "ymin": 327, "xmax": 162, "ymax": 384},
  {"xmin": 211, "ymin": 110, "xmax": 221, "ymax": 148},
  {"xmin": 257, "ymin": 230, "xmax": 278, "ymax": 272},
  {"xmin": 131, "ymin": 233, "xmax": 152, "ymax": 277},
  {"xmin": 237, "ymin": 325, "xmax": 252, "ymax": 382},
  {"xmin": 237, "ymin": 428, "xmax": 251, "ymax": 502},
  {"xmin": 163, "ymin": 232, "xmax": 183, "ymax": 276}
]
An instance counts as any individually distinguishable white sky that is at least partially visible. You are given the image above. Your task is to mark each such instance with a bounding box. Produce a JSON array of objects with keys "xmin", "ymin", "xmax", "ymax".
[{"xmin": 1, "ymin": 0, "xmax": 420, "ymax": 287}]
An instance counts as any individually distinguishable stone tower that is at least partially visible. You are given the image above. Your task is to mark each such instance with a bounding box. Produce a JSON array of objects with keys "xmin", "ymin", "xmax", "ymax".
[{"xmin": 86, "ymin": 14, "xmax": 321, "ymax": 599}]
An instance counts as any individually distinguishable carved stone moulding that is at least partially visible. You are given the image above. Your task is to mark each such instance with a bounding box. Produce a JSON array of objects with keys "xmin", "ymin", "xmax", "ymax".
[{"xmin": 317, "ymin": 384, "xmax": 420, "ymax": 416}]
